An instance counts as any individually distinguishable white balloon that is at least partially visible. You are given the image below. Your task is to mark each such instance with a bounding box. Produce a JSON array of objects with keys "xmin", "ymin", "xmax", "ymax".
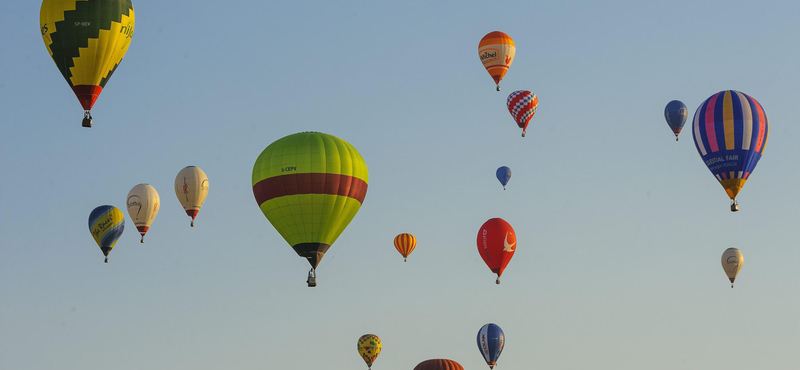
[
  {"xmin": 126, "ymin": 183, "xmax": 160, "ymax": 243},
  {"xmin": 174, "ymin": 166, "xmax": 209, "ymax": 227}
]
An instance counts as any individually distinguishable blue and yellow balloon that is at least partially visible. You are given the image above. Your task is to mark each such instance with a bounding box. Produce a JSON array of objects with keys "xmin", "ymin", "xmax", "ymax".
[{"xmin": 88, "ymin": 205, "xmax": 125, "ymax": 263}]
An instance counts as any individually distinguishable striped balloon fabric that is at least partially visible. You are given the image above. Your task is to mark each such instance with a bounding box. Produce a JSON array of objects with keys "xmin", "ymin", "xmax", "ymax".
[
  {"xmin": 478, "ymin": 31, "xmax": 515, "ymax": 91},
  {"xmin": 692, "ymin": 90, "xmax": 769, "ymax": 206},
  {"xmin": 393, "ymin": 233, "xmax": 417, "ymax": 262},
  {"xmin": 413, "ymin": 359, "xmax": 464, "ymax": 370},
  {"xmin": 506, "ymin": 90, "xmax": 538, "ymax": 137}
]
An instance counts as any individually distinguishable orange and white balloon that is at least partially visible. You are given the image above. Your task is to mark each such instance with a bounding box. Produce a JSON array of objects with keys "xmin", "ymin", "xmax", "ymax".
[
  {"xmin": 478, "ymin": 31, "xmax": 515, "ymax": 91},
  {"xmin": 126, "ymin": 183, "xmax": 160, "ymax": 243},
  {"xmin": 174, "ymin": 166, "xmax": 209, "ymax": 227}
]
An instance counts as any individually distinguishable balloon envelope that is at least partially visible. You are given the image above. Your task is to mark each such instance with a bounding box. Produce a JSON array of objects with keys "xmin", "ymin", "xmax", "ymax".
[
  {"xmin": 477, "ymin": 218, "xmax": 517, "ymax": 283},
  {"xmin": 496, "ymin": 166, "xmax": 511, "ymax": 188},
  {"xmin": 721, "ymin": 247, "xmax": 743, "ymax": 286},
  {"xmin": 413, "ymin": 359, "xmax": 464, "ymax": 370},
  {"xmin": 507, "ymin": 90, "xmax": 538, "ymax": 137},
  {"xmin": 478, "ymin": 31, "xmax": 515, "ymax": 90},
  {"xmin": 692, "ymin": 90, "xmax": 768, "ymax": 204},
  {"xmin": 252, "ymin": 132, "xmax": 369, "ymax": 269},
  {"xmin": 357, "ymin": 334, "xmax": 381, "ymax": 369},
  {"xmin": 126, "ymin": 183, "xmax": 159, "ymax": 242},
  {"xmin": 394, "ymin": 233, "xmax": 416, "ymax": 261},
  {"xmin": 664, "ymin": 100, "xmax": 687, "ymax": 139},
  {"xmin": 40, "ymin": 0, "xmax": 135, "ymax": 113},
  {"xmin": 477, "ymin": 323, "xmax": 505, "ymax": 369},
  {"xmin": 174, "ymin": 166, "xmax": 209, "ymax": 227},
  {"xmin": 88, "ymin": 205, "xmax": 125, "ymax": 261}
]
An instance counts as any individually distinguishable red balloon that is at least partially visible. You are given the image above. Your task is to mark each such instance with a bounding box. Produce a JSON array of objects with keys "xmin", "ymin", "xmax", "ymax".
[
  {"xmin": 413, "ymin": 359, "xmax": 464, "ymax": 370},
  {"xmin": 477, "ymin": 218, "xmax": 517, "ymax": 284}
]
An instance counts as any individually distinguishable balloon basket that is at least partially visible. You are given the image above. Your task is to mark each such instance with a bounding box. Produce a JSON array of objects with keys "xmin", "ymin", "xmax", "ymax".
[
  {"xmin": 307, "ymin": 269, "xmax": 318, "ymax": 287},
  {"xmin": 82, "ymin": 111, "xmax": 92, "ymax": 128}
]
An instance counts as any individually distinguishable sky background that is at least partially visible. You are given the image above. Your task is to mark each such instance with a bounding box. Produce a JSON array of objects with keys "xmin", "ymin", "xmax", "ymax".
[{"xmin": 1, "ymin": 0, "xmax": 799, "ymax": 369}]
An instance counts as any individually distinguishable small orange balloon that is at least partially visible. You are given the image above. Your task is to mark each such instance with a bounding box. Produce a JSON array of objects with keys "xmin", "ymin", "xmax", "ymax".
[{"xmin": 393, "ymin": 233, "xmax": 417, "ymax": 262}]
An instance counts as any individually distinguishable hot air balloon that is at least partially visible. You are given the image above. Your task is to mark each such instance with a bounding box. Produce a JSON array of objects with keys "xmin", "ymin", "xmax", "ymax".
[
  {"xmin": 692, "ymin": 90, "xmax": 768, "ymax": 212},
  {"xmin": 477, "ymin": 323, "xmax": 505, "ymax": 369},
  {"xmin": 664, "ymin": 100, "xmax": 688, "ymax": 141},
  {"xmin": 507, "ymin": 90, "xmax": 538, "ymax": 137},
  {"xmin": 664, "ymin": 100, "xmax": 689, "ymax": 141},
  {"xmin": 721, "ymin": 247, "xmax": 743, "ymax": 288},
  {"xmin": 478, "ymin": 218, "xmax": 516, "ymax": 284},
  {"xmin": 496, "ymin": 166, "xmax": 511, "ymax": 190},
  {"xmin": 126, "ymin": 183, "xmax": 159, "ymax": 243},
  {"xmin": 174, "ymin": 166, "xmax": 209, "ymax": 227},
  {"xmin": 88, "ymin": 205, "xmax": 125, "ymax": 263},
  {"xmin": 413, "ymin": 359, "xmax": 464, "ymax": 370},
  {"xmin": 40, "ymin": 0, "xmax": 135, "ymax": 127},
  {"xmin": 478, "ymin": 31, "xmax": 515, "ymax": 91},
  {"xmin": 252, "ymin": 132, "xmax": 368, "ymax": 287},
  {"xmin": 394, "ymin": 233, "xmax": 416, "ymax": 262},
  {"xmin": 357, "ymin": 334, "xmax": 381, "ymax": 369}
]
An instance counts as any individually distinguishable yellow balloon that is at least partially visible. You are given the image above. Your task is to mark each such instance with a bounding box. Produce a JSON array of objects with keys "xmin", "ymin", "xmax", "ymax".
[
  {"xmin": 40, "ymin": 0, "xmax": 135, "ymax": 127},
  {"xmin": 357, "ymin": 334, "xmax": 381, "ymax": 369}
]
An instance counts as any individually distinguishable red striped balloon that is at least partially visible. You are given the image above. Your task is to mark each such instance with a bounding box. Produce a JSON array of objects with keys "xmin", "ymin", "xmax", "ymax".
[
  {"xmin": 413, "ymin": 359, "xmax": 464, "ymax": 370},
  {"xmin": 393, "ymin": 233, "xmax": 416, "ymax": 262}
]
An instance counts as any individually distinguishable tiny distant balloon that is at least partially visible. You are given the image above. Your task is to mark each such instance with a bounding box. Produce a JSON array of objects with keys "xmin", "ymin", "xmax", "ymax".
[
  {"xmin": 394, "ymin": 233, "xmax": 417, "ymax": 262},
  {"xmin": 413, "ymin": 359, "xmax": 464, "ymax": 370},
  {"xmin": 507, "ymin": 90, "xmax": 538, "ymax": 137},
  {"xmin": 175, "ymin": 166, "xmax": 209, "ymax": 227},
  {"xmin": 126, "ymin": 183, "xmax": 159, "ymax": 243},
  {"xmin": 664, "ymin": 100, "xmax": 687, "ymax": 141},
  {"xmin": 477, "ymin": 323, "xmax": 505, "ymax": 369},
  {"xmin": 496, "ymin": 166, "xmax": 511, "ymax": 189},
  {"xmin": 477, "ymin": 218, "xmax": 517, "ymax": 284},
  {"xmin": 478, "ymin": 31, "xmax": 515, "ymax": 91},
  {"xmin": 693, "ymin": 90, "xmax": 768, "ymax": 212},
  {"xmin": 88, "ymin": 205, "xmax": 125, "ymax": 263},
  {"xmin": 357, "ymin": 334, "xmax": 381, "ymax": 370},
  {"xmin": 721, "ymin": 247, "xmax": 743, "ymax": 288}
]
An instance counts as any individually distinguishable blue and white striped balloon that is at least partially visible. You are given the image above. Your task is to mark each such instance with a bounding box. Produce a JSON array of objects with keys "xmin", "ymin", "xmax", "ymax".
[{"xmin": 476, "ymin": 323, "xmax": 505, "ymax": 369}]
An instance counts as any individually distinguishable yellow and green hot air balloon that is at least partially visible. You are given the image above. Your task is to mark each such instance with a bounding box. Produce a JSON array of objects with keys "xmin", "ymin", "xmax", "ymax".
[
  {"xmin": 252, "ymin": 132, "xmax": 368, "ymax": 287},
  {"xmin": 40, "ymin": 0, "xmax": 135, "ymax": 127},
  {"xmin": 357, "ymin": 334, "xmax": 382, "ymax": 369}
]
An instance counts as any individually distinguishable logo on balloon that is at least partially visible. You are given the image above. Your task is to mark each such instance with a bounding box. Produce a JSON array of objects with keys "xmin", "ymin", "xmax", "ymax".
[{"xmin": 480, "ymin": 49, "xmax": 498, "ymax": 62}]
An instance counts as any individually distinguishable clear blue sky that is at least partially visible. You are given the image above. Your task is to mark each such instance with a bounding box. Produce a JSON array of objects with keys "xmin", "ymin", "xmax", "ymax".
[{"xmin": 2, "ymin": 1, "xmax": 799, "ymax": 369}]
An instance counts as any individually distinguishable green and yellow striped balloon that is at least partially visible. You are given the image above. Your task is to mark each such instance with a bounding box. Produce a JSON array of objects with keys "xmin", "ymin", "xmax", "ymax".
[
  {"xmin": 252, "ymin": 132, "xmax": 368, "ymax": 270},
  {"xmin": 40, "ymin": 0, "xmax": 135, "ymax": 125}
]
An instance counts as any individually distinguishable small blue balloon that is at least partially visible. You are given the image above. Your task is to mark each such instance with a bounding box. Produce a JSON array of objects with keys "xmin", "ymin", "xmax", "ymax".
[
  {"xmin": 664, "ymin": 100, "xmax": 688, "ymax": 140},
  {"xmin": 496, "ymin": 166, "xmax": 511, "ymax": 189}
]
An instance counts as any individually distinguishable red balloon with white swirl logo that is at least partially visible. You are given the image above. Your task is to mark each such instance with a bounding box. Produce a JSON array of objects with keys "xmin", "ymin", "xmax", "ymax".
[{"xmin": 477, "ymin": 218, "xmax": 516, "ymax": 284}]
